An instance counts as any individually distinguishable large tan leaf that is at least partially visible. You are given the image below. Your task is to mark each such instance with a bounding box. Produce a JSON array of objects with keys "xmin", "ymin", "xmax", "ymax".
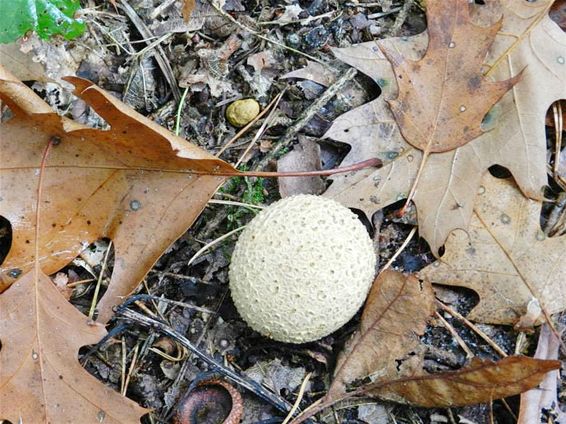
[
  {"xmin": 420, "ymin": 174, "xmax": 566, "ymax": 324},
  {"xmin": 328, "ymin": 270, "xmax": 435, "ymax": 398},
  {"xmin": 324, "ymin": 0, "xmax": 566, "ymax": 254},
  {"xmin": 0, "ymin": 65, "xmax": 235, "ymax": 322},
  {"xmin": 0, "ymin": 269, "xmax": 148, "ymax": 422}
]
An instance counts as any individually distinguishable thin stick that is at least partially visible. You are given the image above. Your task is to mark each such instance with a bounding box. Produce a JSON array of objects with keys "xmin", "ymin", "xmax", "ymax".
[
  {"xmin": 379, "ymin": 227, "xmax": 417, "ymax": 274},
  {"xmin": 282, "ymin": 372, "xmax": 313, "ymax": 424},
  {"xmin": 216, "ymin": 92, "xmax": 284, "ymax": 157},
  {"xmin": 175, "ymin": 87, "xmax": 190, "ymax": 136},
  {"xmin": 66, "ymin": 278, "xmax": 96, "ymax": 287},
  {"xmin": 122, "ymin": 343, "xmax": 140, "ymax": 396},
  {"xmin": 208, "ymin": 0, "xmax": 326, "ymax": 66},
  {"xmin": 255, "ymin": 67, "xmax": 359, "ymax": 170},
  {"xmin": 435, "ymin": 311, "xmax": 475, "ymax": 359},
  {"xmin": 552, "ymin": 101, "xmax": 564, "ymax": 179},
  {"xmin": 436, "ymin": 301, "xmax": 508, "ymax": 357},
  {"xmin": 148, "ymin": 346, "xmax": 187, "ymax": 362},
  {"xmin": 120, "ymin": 337, "xmax": 127, "ymax": 395},
  {"xmin": 236, "ymin": 92, "xmax": 285, "ymax": 167},
  {"xmin": 119, "ymin": 0, "xmax": 181, "ymax": 102},
  {"xmin": 187, "ymin": 226, "xmax": 245, "ymax": 266},
  {"xmin": 208, "ymin": 199, "xmax": 265, "ymax": 209},
  {"xmin": 118, "ymin": 308, "xmax": 294, "ymax": 413},
  {"xmin": 88, "ymin": 240, "xmax": 113, "ymax": 320}
]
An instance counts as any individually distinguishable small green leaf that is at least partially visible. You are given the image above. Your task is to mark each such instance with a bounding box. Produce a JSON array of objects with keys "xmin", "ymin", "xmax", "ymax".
[{"xmin": 0, "ymin": 0, "xmax": 85, "ymax": 44}]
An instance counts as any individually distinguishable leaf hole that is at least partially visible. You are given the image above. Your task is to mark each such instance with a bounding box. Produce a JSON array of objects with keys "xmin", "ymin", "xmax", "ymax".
[{"xmin": 0, "ymin": 216, "xmax": 12, "ymax": 268}]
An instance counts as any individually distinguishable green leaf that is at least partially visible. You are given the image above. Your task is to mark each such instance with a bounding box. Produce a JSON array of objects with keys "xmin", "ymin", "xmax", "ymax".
[{"xmin": 0, "ymin": 0, "xmax": 85, "ymax": 43}]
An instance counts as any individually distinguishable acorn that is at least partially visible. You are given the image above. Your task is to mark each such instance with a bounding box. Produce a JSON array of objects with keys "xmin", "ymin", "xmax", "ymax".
[{"xmin": 226, "ymin": 98, "xmax": 260, "ymax": 127}]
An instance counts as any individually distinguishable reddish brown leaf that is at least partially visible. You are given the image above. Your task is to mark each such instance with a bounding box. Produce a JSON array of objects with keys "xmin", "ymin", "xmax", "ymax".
[
  {"xmin": 290, "ymin": 356, "xmax": 560, "ymax": 423},
  {"xmin": 0, "ymin": 270, "xmax": 148, "ymax": 422},
  {"xmin": 328, "ymin": 270, "xmax": 435, "ymax": 398},
  {"xmin": 0, "ymin": 65, "xmax": 235, "ymax": 322},
  {"xmin": 366, "ymin": 356, "xmax": 560, "ymax": 408},
  {"xmin": 381, "ymin": 0, "xmax": 520, "ymax": 153}
]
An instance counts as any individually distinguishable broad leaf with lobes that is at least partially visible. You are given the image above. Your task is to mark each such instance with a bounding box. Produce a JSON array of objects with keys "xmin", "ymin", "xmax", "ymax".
[{"xmin": 0, "ymin": 65, "xmax": 235, "ymax": 322}]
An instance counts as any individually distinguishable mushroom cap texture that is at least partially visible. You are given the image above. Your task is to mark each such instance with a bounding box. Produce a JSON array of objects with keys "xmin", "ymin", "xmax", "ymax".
[{"xmin": 229, "ymin": 195, "xmax": 376, "ymax": 344}]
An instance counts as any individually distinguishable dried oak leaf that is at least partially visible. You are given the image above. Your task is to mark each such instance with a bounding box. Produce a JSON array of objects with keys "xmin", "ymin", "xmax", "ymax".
[
  {"xmin": 324, "ymin": 0, "xmax": 566, "ymax": 254},
  {"xmin": 0, "ymin": 269, "xmax": 148, "ymax": 422},
  {"xmin": 0, "ymin": 65, "xmax": 235, "ymax": 323},
  {"xmin": 420, "ymin": 174, "xmax": 566, "ymax": 324},
  {"xmin": 328, "ymin": 270, "xmax": 435, "ymax": 399},
  {"xmin": 365, "ymin": 356, "xmax": 561, "ymax": 408},
  {"xmin": 381, "ymin": 0, "xmax": 519, "ymax": 153}
]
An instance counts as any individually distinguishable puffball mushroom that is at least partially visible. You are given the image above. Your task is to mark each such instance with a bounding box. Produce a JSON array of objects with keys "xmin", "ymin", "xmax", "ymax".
[{"xmin": 229, "ymin": 195, "xmax": 376, "ymax": 344}]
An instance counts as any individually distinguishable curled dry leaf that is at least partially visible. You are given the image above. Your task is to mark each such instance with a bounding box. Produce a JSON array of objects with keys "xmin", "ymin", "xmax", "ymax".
[
  {"xmin": 420, "ymin": 175, "xmax": 566, "ymax": 324},
  {"xmin": 365, "ymin": 356, "xmax": 561, "ymax": 408},
  {"xmin": 0, "ymin": 65, "xmax": 236, "ymax": 322},
  {"xmin": 381, "ymin": 0, "xmax": 520, "ymax": 153},
  {"xmin": 518, "ymin": 324, "xmax": 566, "ymax": 423},
  {"xmin": 292, "ymin": 355, "xmax": 560, "ymax": 423},
  {"xmin": 324, "ymin": 0, "xmax": 566, "ymax": 254},
  {"xmin": 328, "ymin": 270, "xmax": 435, "ymax": 399},
  {"xmin": 0, "ymin": 270, "xmax": 148, "ymax": 422}
]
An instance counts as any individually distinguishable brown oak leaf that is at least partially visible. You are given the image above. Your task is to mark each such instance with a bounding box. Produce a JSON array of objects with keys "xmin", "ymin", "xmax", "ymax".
[
  {"xmin": 0, "ymin": 269, "xmax": 148, "ymax": 422},
  {"xmin": 419, "ymin": 174, "xmax": 566, "ymax": 324},
  {"xmin": 0, "ymin": 65, "xmax": 235, "ymax": 322},
  {"xmin": 328, "ymin": 270, "xmax": 435, "ymax": 399},
  {"xmin": 323, "ymin": 0, "xmax": 566, "ymax": 254},
  {"xmin": 381, "ymin": 0, "xmax": 520, "ymax": 153}
]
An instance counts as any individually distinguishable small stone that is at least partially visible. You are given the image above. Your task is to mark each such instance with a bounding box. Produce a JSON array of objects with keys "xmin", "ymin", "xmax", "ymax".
[{"xmin": 226, "ymin": 98, "xmax": 260, "ymax": 127}]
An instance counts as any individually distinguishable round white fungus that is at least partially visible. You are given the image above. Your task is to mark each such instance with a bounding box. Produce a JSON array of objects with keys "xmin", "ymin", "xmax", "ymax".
[{"xmin": 229, "ymin": 195, "xmax": 376, "ymax": 344}]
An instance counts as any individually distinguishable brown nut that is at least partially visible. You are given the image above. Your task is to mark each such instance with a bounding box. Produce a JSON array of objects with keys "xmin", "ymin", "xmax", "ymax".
[
  {"xmin": 174, "ymin": 378, "xmax": 243, "ymax": 424},
  {"xmin": 226, "ymin": 98, "xmax": 260, "ymax": 127}
]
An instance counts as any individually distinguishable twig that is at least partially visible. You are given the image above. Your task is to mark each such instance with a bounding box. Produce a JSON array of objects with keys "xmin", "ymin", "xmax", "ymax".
[
  {"xmin": 255, "ymin": 67, "xmax": 359, "ymax": 170},
  {"xmin": 208, "ymin": 0, "xmax": 327, "ymax": 66},
  {"xmin": 122, "ymin": 343, "xmax": 140, "ymax": 396},
  {"xmin": 435, "ymin": 311, "xmax": 475, "ymax": 359},
  {"xmin": 236, "ymin": 92, "xmax": 285, "ymax": 167},
  {"xmin": 208, "ymin": 199, "xmax": 265, "ymax": 209},
  {"xmin": 552, "ymin": 101, "xmax": 564, "ymax": 180},
  {"xmin": 117, "ymin": 293, "xmax": 216, "ymax": 315},
  {"xmin": 175, "ymin": 87, "xmax": 190, "ymax": 136},
  {"xmin": 89, "ymin": 240, "xmax": 113, "ymax": 320},
  {"xmin": 118, "ymin": 0, "xmax": 181, "ymax": 102},
  {"xmin": 216, "ymin": 93, "xmax": 283, "ymax": 156},
  {"xmin": 378, "ymin": 227, "xmax": 417, "ymax": 274},
  {"xmin": 387, "ymin": 0, "xmax": 413, "ymax": 37},
  {"xmin": 436, "ymin": 301, "xmax": 508, "ymax": 357},
  {"xmin": 118, "ymin": 308, "xmax": 296, "ymax": 414},
  {"xmin": 282, "ymin": 372, "xmax": 313, "ymax": 424},
  {"xmin": 187, "ymin": 226, "xmax": 245, "ymax": 266}
]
